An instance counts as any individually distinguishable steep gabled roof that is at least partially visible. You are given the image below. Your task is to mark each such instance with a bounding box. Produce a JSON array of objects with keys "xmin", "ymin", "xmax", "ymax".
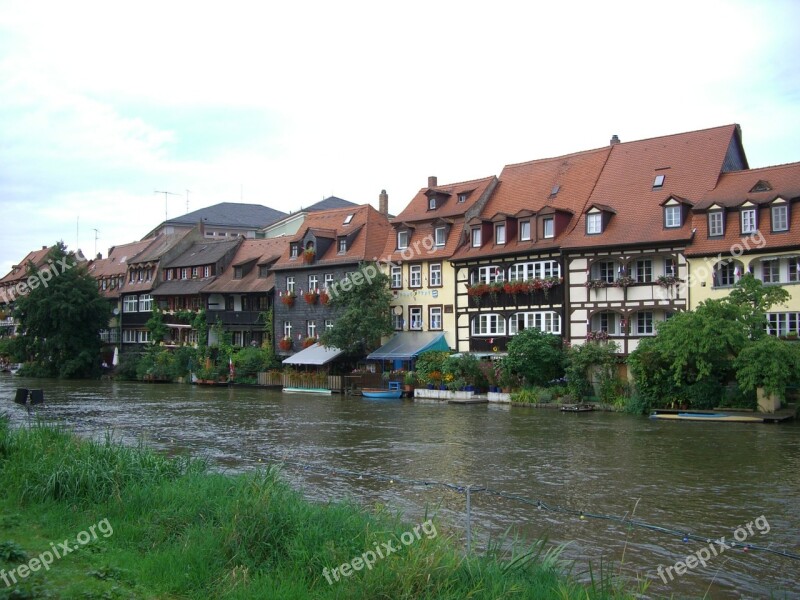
[
  {"xmin": 128, "ymin": 231, "xmax": 194, "ymax": 265},
  {"xmin": 687, "ymin": 161, "xmax": 800, "ymax": 257},
  {"xmin": 392, "ymin": 175, "xmax": 496, "ymax": 222},
  {"xmin": 272, "ymin": 204, "xmax": 392, "ymax": 270},
  {"xmin": 162, "ymin": 202, "xmax": 286, "ymax": 229},
  {"xmin": 87, "ymin": 239, "xmax": 157, "ymax": 299},
  {"xmin": 163, "ymin": 238, "xmax": 243, "ymax": 269},
  {"xmin": 562, "ymin": 124, "xmax": 745, "ymax": 250},
  {"xmin": 305, "ymin": 196, "xmax": 358, "ymax": 212},
  {"xmin": 203, "ymin": 237, "xmax": 290, "ymax": 293},
  {"xmin": 0, "ymin": 246, "xmax": 53, "ymax": 287},
  {"xmin": 451, "ymin": 147, "xmax": 611, "ymax": 260}
]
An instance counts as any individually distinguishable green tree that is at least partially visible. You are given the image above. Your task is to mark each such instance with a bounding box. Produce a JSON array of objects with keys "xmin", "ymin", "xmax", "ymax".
[
  {"xmin": 734, "ymin": 335, "xmax": 800, "ymax": 401},
  {"xmin": 726, "ymin": 273, "xmax": 789, "ymax": 339},
  {"xmin": 504, "ymin": 328, "xmax": 565, "ymax": 387},
  {"xmin": 565, "ymin": 340, "xmax": 620, "ymax": 400},
  {"xmin": 14, "ymin": 243, "xmax": 111, "ymax": 378},
  {"xmin": 320, "ymin": 264, "xmax": 393, "ymax": 356}
]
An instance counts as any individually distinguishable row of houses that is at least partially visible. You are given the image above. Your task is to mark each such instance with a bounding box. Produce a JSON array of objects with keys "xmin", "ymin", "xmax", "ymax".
[{"xmin": 2, "ymin": 124, "xmax": 799, "ymax": 372}]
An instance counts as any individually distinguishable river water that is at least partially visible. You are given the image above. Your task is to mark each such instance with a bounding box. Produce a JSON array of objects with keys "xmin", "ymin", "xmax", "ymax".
[{"xmin": 2, "ymin": 376, "xmax": 798, "ymax": 599}]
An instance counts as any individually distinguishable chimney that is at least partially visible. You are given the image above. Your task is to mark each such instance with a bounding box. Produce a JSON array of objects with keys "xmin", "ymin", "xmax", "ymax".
[
  {"xmin": 42, "ymin": 245, "xmax": 47, "ymax": 250},
  {"xmin": 428, "ymin": 175, "xmax": 438, "ymax": 188},
  {"xmin": 378, "ymin": 189, "xmax": 389, "ymax": 216},
  {"xmin": 610, "ymin": 134, "xmax": 620, "ymax": 146}
]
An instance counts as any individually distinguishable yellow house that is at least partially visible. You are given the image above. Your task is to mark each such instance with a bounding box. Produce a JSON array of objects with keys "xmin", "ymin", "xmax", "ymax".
[{"xmin": 686, "ymin": 162, "xmax": 800, "ymax": 335}]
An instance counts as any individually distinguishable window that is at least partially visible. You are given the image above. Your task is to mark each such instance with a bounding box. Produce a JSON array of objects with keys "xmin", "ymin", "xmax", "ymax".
[
  {"xmin": 741, "ymin": 208, "xmax": 757, "ymax": 234},
  {"xmin": 458, "ymin": 193, "xmax": 467, "ymax": 203},
  {"xmin": 429, "ymin": 306, "xmax": 442, "ymax": 330},
  {"xmin": 789, "ymin": 258, "xmax": 800, "ymax": 283},
  {"xmin": 653, "ymin": 174, "xmax": 665, "ymax": 189},
  {"xmin": 324, "ymin": 273, "xmax": 334, "ymax": 289},
  {"xmin": 121, "ymin": 329, "xmax": 136, "ymax": 343},
  {"xmin": 472, "ymin": 313, "xmax": 506, "ymax": 336},
  {"xmin": 766, "ymin": 312, "xmax": 800, "ymax": 337},
  {"xmin": 191, "ymin": 267, "xmax": 199, "ymax": 278},
  {"xmin": 283, "ymin": 321, "xmax": 292, "ymax": 338},
  {"xmin": 592, "ymin": 261, "xmax": 617, "ymax": 283},
  {"xmin": 123, "ymin": 295, "xmax": 138, "ymax": 313},
  {"xmin": 429, "ymin": 263, "xmax": 442, "ymax": 287},
  {"xmin": 587, "ymin": 213, "xmax": 602, "ymax": 234},
  {"xmin": 308, "ymin": 275, "xmax": 318, "ymax": 291},
  {"xmin": 714, "ymin": 262, "xmax": 738, "ymax": 287},
  {"xmin": 471, "ymin": 265, "xmax": 504, "ymax": 284},
  {"xmin": 434, "ymin": 226, "xmax": 446, "ymax": 246},
  {"xmin": 181, "ymin": 268, "xmax": 188, "ymax": 280},
  {"xmin": 762, "ymin": 260, "xmax": 779, "ymax": 284},
  {"xmin": 634, "ymin": 259, "xmax": 652, "ymax": 283},
  {"xmin": 772, "ymin": 205, "xmax": 788, "ymax": 232},
  {"xmin": 592, "ymin": 311, "xmax": 620, "ymax": 335},
  {"xmin": 509, "ymin": 311, "xmax": 561, "ymax": 335},
  {"xmin": 325, "ymin": 319, "xmax": 334, "ymax": 330},
  {"xmin": 519, "ymin": 220, "xmax": 531, "ymax": 241},
  {"xmin": 138, "ymin": 294, "xmax": 153, "ymax": 312},
  {"xmin": 338, "ymin": 238, "xmax": 347, "ymax": 253},
  {"xmin": 391, "ymin": 310, "xmax": 403, "ymax": 331},
  {"xmin": 397, "ymin": 231, "xmax": 409, "ymax": 249},
  {"xmin": 471, "ymin": 228, "xmax": 482, "ymax": 247},
  {"xmin": 664, "ymin": 257, "xmax": 676, "ymax": 277},
  {"xmin": 286, "ymin": 276, "xmax": 295, "ymax": 293},
  {"xmin": 307, "ymin": 320, "xmax": 316, "ymax": 338},
  {"xmin": 137, "ymin": 269, "xmax": 143, "ymax": 282},
  {"xmin": 543, "ymin": 217, "xmax": 554, "ymax": 238},
  {"xmin": 166, "ymin": 269, "xmax": 173, "ymax": 281},
  {"xmin": 409, "ymin": 306, "xmax": 422, "ymax": 330},
  {"xmin": 708, "ymin": 211, "xmax": 724, "ymax": 236},
  {"xmin": 636, "ymin": 312, "xmax": 654, "ymax": 335},
  {"xmin": 409, "ymin": 264, "xmax": 422, "ymax": 288},
  {"xmin": 129, "ymin": 270, "xmax": 135, "ymax": 283},
  {"xmin": 259, "ymin": 265, "xmax": 269, "ymax": 278},
  {"xmin": 234, "ymin": 267, "xmax": 243, "ymax": 279},
  {"xmin": 146, "ymin": 268, "xmax": 152, "ymax": 281},
  {"xmin": 390, "ymin": 266, "xmax": 402, "ymax": 289},
  {"xmin": 343, "ymin": 214, "xmax": 354, "ymax": 225},
  {"xmin": 549, "ymin": 184, "xmax": 560, "ymax": 198},
  {"xmin": 664, "ymin": 205, "xmax": 681, "ymax": 228},
  {"xmin": 290, "ymin": 245, "xmax": 299, "ymax": 259},
  {"xmin": 203, "ymin": 266, "xmax": 210, "ymax": 278},
  {"xmin": 508, "ymin": 260, "xmax": 560, "ymax": 281},
  {"xmin": 495, "ymin": 224, "xmax": 506, "ymax": 244},
  {"xmin": 138, "ymin": 330, "xmax": 151, "ymax": 344},
  {"xmin": 428, "ymin": 197, "xmax": 436, "ymax": 210}
]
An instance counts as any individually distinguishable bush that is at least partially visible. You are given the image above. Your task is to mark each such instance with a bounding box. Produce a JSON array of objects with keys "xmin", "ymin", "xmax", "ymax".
[
  {"xmin": 115, "ymin": 352, "xmax": 142, "ymax": 381},
  {"xmin": 565, "ymin": 341, "xmax": 619, "ymax": 400},
  {"xmin": 415, "ymin": 351, "xmax": 450, "ymax": 386},
  {"xmin": 442, "ymin": 353, "xmax": 487, "ymax": 390},
  {"xmin": 505, "ymin": 328, "xmax": 565, "ymax": 387},
  {"xmin": 511, "ymin": 387, "xmax": 553, "ymax": 404}
]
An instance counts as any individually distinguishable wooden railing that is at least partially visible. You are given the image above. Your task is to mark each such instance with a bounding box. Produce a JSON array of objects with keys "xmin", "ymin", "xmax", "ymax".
[{"xmin": 257, "ymin": 372, "xmax": 343, "ymax": 392}]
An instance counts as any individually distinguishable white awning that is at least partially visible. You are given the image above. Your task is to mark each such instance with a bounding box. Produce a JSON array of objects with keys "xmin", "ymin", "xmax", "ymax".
[{"xmin": 282, "ymin": 342, "xmax": 344, "ymax": 366}]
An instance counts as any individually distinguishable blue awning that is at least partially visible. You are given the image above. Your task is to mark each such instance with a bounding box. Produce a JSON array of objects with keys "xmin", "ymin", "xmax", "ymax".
[{"xmin": 366, "ymin": 332, "xmax": 449, "ymax": 361}]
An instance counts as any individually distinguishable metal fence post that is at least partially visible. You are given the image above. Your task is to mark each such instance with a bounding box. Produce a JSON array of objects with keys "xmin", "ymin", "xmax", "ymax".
[{"xmin": 465, "ymin": 485, "xmax": 472, "ymax": 554}]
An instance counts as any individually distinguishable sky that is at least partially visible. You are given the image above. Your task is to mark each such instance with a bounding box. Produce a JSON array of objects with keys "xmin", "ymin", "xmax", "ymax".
[{"xmin": 1, "ymin": 0, "xmax": 799, "ymax": 274}]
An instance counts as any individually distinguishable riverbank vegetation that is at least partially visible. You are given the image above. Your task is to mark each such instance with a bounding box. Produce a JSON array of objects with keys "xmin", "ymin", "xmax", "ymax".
[{"xmin": 0, "ymin": 415, "xmax": 644, "ymax": 599}]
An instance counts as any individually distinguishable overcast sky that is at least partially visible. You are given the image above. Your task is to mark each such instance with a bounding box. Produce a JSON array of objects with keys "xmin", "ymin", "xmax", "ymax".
[{"xmin": 1, "ymin": 0, "xmax": 799, "ymax": 274}]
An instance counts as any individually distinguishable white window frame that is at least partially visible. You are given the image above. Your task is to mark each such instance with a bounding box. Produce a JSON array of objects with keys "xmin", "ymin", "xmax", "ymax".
[
  {"xmin": 307, "ymin": 320, "xmax": 316, "ymax": 338},
  {"xmin": 434, "ymin": 226, "xmax": 446, "ymax": 246},
  {"xmin": 123, "ymin": 295, "xmax": 138, "ymax": 313},
  {"xmin": 592, "ymin": 261, "xmax": 617, "ymax": 283},
  {"xmin": 592, "ymin": 311, "xmax": 621, "ymax": 336},
  {"xmin": 390, "ymin": 266, "xmax": 402, "ymax": 288},
  {"xmin": 409, "ymin": 306, "xmax": 423, "ymax": 330},
  {"xmin": 122, "ymin": 329, "xmax": 137, "ymax": 343},
  {"xmin": 708, "ymin": 211, "xmax": 724, "ymax": 236},
  {"xmin": 391, "ymin": 311, "xmax": 403, "ymax": 331},
  {"xmin": 664, "ymin": 206, "xmax": 682, "ymax": 228},
  {"xmin": 509, "ymin": 311, "xmax": 561, "ymax": 335},
  {"xmin": 428, "ymin": 197, "xmax": 436, "ymax": 210},
  {"xmin": 429, "ymin": 263, "xmax": 442, "ymax": 287},
  {"xmin": 429, "ymin": 306, "xmax": 442, "ymax": 330},
  {"xmin": 766, "ymin": 312, "xmax": 800, "ymax": 336},
  {"xmin": 138, "ymin": 294, "xmax": 153, "ymax": 312},
  {"xmin": 397, "ymin": 230, "xmax": 409, "ymax": 250},
  {"xmin": 587, "ymin": 213, "xmax": 602, "ymax": 234},
  {"xmin": 203, "ymin": 266, "xmax": 210, "ymax": 278},
  {"xmin": 471, "ymin": 228, "xmax": 481, "ymax": 248},
  {"xmin": 138, "ymin": 330, "xmax": 151, "ymax": 344},
  {"xmin": 324, "ymin": 273, "xmax": 334, "ymax": 290},
  {"xmin": 772, "ymin": 205, "xmax": 788, "ymax": 232},
  {"xmin": 471, "ymin": 265, "xmax": 504, "ymax": 284},
  {"xmin": 789, "ymin": 258, "xmax": 800, "ymax": 283},
  {"xmin": 495, "ymin": 223, "xmax": 506, "ymax": 245},
  {"xmin": 286, "ymin": 276, "xmax": 295, "ymax": 293},
  {"xmin": 519, "ymin": 220, "xmax": 531, "ymax": 241},
  {"xmin": 636, "ymin": 312, "xmax": 654, "ymax": 335},
  {"xmin": 634, "ymin": 259, "xmax": 652, "ymax": 283},
  {"xmin": 409, "ymin": 264, "xmax": 422, "ymax": 288},
  {"xmin": 308, "ymin": 275, "xmax": 319, "ymax": 291},
  {"xmin": 543, "ymin": 217, "xmax": 554, "ymax": 239},
  {"xmin": 741, "ymin": 208, "xmax": 757, "ymax": 234},
  {"xmin": 283, "ymin": 321, "xmax": 292, "ymax": 338},
  {"xmin": 325, "ymin": 319, "xmax": 334, "ymax": 330},
  {"xmin": 290, "ymin": 245, "xmax": 299, "ymax": 259},
  {"xmin": 472, "ymin": 313, "xmax": 506, "ymax": 336},
  {"xmin": 338, "ymin": 238, "xmax": 347, "ymax": 253},
  {"xmin": 762, "ymin": 259, "xmax": 779, "ymax": 284}
]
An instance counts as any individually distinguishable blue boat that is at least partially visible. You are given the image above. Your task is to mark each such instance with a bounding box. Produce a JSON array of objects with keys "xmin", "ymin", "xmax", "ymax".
[{"xmin": 361, "ymin": 388, "xmax": 403, "ymax": 399}]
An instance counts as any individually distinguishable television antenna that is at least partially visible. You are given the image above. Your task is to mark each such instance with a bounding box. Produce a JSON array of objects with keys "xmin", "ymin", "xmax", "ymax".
[
  {"xmin": 154, "ymin": 190, "xmax": 180, "ymax": 223},
  {"xmin": 92, "ymin": 229, "xmax": 100, "ymax": 257}
]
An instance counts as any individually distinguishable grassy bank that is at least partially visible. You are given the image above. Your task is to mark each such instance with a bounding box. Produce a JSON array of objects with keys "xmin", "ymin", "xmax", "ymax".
[{"xmin": 0, "ymin": 415, "xmax": 643, "ymax": 599}]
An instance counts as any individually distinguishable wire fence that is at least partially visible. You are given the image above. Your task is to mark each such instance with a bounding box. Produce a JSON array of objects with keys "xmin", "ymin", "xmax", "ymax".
[{"xmin": 260, "ymin": 452, "xmax": 800, "ymax": 562}]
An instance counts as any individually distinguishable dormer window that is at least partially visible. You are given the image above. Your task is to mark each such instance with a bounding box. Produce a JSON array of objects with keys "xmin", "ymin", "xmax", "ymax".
[
  {"xmin": 772, "ymin": 203, "xmax": 788, "ymax": 232},
  {"xmin": 234, "ymin": 267, "xmax": 243, "ymax": 279},
  {"xmin": 338, "ymin": 238, "xmax": 347, "ymax": 253},
  {"xmin": 397, "ymin": 230, "xmax": 409, "ymax": 250},
  {"xmin": 495, "ymin": 224, "xmax": 506, "ymax": 245},
  {"xmin": 434, "ymin": 226, "xmax": 446, "ymax": 246},
  {"xmin": 587, "ymin": 213, "xmax": 602, "ymax": 234},
  {"xmin": 458, "ymin": 193, "xmax": 467, "ymax": 203},
  {"xmin": 428, "ymin": 197, "xmax": 436, "ymax": 210},
  {"xmin": 519, "ymin": 220, "xmax": 531, "ymax": 241},
  {"xmin": 653, "ymin": 174, "xmax": 665, "ymax": 189},
  {"xmin": 741, "ymin": 207, "xmax": 757, "ymax": 234},
  {"xmin": 471, "ymin": 227, "xmax": 481, "ymax": 248},
  {"xmin": 708, "ymin": 210, "xmax": 724, "ymax": 236},
  {"xmin": 664, "ymin": 205, "xmax": 682, "ymax": 228},
  {"xmin": 290, "ymin": 244, "xmax": 299, "ymax": 259},
  {"xmin": 343, "ymin": 214, "xmax": 354, "ymax": 225},
  {"xmin": 543, "ymin": 217, "xmax": 554, "ymax": 238}
]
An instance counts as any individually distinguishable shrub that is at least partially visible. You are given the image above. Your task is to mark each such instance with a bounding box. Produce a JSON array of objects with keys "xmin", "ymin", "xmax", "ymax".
[
  {"xmin": 415, "ymin": 351, "xmax": 450, "ymax": 386},
  {"xmin": 504, "ymin": 328, "xmax": 565, "ymax": 387}
]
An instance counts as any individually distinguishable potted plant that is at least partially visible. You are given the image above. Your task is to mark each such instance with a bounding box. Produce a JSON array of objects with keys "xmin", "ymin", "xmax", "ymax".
[
  {"xmin": 585, "ymin": 279, "xmax": 608, "ymax": 289},
  {"xmin": 656, "ymin": 274, "xmax": 684, "ymax": 287},
  {"xmin": 278, "ymin": 337, "xmax": 293, "ymax": 351},
  {"xmin": 280, "ymin": 290, "xmax": 297, "ymax": 307},
  {"xmin": 319, "ymin": 290, "xmax": 330, "ymax": 305},
  {"xmin": 303, "ymin": 247, "xmax": 316, "ymax": 264},
  {"xmin": 613, "ymin": 275, "xmax": 635, "ymax": 288},
  {"xmin": 304, "ymin": 290, "xmax": 319, "ymax": 305},
  {"xmin": 586, "ymin": 330, "xmax": 610, "ymax": 342},
  {"xmin": 303, "ymin": 336, "xmax": 317, "ymax": 348}
]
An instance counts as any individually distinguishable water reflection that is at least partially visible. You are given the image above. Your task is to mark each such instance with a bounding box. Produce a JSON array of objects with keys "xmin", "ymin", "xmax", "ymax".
[{"xmin": 1, "ymin": 376, "xmax": 798, "ymax": 599}]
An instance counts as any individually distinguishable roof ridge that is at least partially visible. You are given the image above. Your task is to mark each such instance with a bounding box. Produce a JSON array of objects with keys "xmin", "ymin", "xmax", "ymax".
[
  {"xmin": 424, "ymin": 174, "xmax": 497, "ymax": 190},
  {"xmin": 719, "ymin": 160, "xmax": 800, "ymax": 173},
  {"xmin": 503, "ymin": 145, "xmax": 611, "ymax": 169},
  {"xmin": 612, "ymin": 123, "xmax": 737, "ymax": 148}
]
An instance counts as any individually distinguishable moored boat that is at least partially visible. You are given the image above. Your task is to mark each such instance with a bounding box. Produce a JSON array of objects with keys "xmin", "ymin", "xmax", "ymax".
[{"xmin": 361, "ymin": 388, "xmax": 403, "ymax": 399}]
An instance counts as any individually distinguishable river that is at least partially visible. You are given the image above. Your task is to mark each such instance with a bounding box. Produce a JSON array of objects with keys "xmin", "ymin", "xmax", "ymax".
[{"xmin": 2, "ymin": 376, "xmax": 798, "ymax": 599}]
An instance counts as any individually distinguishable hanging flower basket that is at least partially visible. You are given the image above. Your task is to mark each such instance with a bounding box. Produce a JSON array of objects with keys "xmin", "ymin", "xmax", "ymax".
[
  {"xmin": 278, "ymin": 337, "xmax": 293, "ymax": 351},
  {"xmin": 281, "ymin": 291, "xmax": 297, "ymax": 307},
  {"xmin": 656, "ymin": 275, "xmax": 684, "ymax": 287},
  {"xmin": 613, "ymin": 276, "xmax": 635, "ymax": 288},
  {"xmin": 304, "ymin": 291, "xmax": 319, "ymax": 305},
  {"xmin": 585, "ymin": 279, "xmax": 608, "ymax": 289},
  {"xmin": 303, "ymin": 336, "xmax": 317, "ymax": 348},
  {"xmin": 586, "ymin": 330, "xmax": 609, "ymax": 342},
  {"xmin": 319, "ymin": 291, "xmax": 330, "ymax": 305}
]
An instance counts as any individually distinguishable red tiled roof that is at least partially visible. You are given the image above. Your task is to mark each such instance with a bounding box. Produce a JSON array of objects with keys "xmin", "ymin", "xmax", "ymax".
[
  {"xmin": 562, "ymin": 124, "xmax": 743, "ymax": 250},
  {"xmin": 273, "ymin": 204, "xmax": 392, "ymax": 270},
  {"xmin": 0, "ymin": 246, "xmax": 53, "ymax": 286},
  {"xmin": 380, "ymin": 176, "xmax": 497, "ymax": 262},
  {"xmin": 203, "ymin": 238, "xmax": 289, "ymax": 293},
  {"xmin": 87, "ymin": 239, "xmax": 156, "ymax": 299},
  {"xmin": 451, "ymin": 148, "xmax": 611, "ymax": 261},
  {"xmin": 687, "ymin": 161, "xmax": 800, "ymax": 257}
]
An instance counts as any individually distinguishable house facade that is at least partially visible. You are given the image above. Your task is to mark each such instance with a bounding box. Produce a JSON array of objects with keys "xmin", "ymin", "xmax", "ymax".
[
  {"xmin": 271, "ymin": 203, "xmax": 391, "ymax": 355},
  {"xmin": 380, "ymin": 176, "xmax": 498, "ymax": 350},
  {"xmin": 562, "ymin": 125, "xmax": 749, "ymax": 358},
  {"xmin": 0, "ymin": 246, "xmax": 55, "ymax": 337},
  {"xmin": 451, "ymin": 148, "xmax": 610, "ymax": 353},
  {"xmin": 686, "ymin": 162, "xmax": 800, "ymax": 335}
]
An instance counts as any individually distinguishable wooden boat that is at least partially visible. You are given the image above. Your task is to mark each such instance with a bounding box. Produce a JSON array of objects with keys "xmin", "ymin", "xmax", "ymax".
[
  {"xmin": 361, "ymin": 388, "xmax": 403, "ymax": 399},
  {"xmin": 282, "ymin": 387, "xmax": 331, "ymax": 395},
  {"xmin": 561, "ymin": 403, "xmax": 594, "ymax": 412},
  {"xmin": 649, "ymin": 411, "xmax": 763, "ymax": 423}
]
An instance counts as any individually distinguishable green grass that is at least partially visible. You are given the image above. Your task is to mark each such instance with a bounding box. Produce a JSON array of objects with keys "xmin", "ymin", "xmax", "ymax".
[{"xmin": 0, "ymin": 414, "xmax": 645, "ymax": 599}]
